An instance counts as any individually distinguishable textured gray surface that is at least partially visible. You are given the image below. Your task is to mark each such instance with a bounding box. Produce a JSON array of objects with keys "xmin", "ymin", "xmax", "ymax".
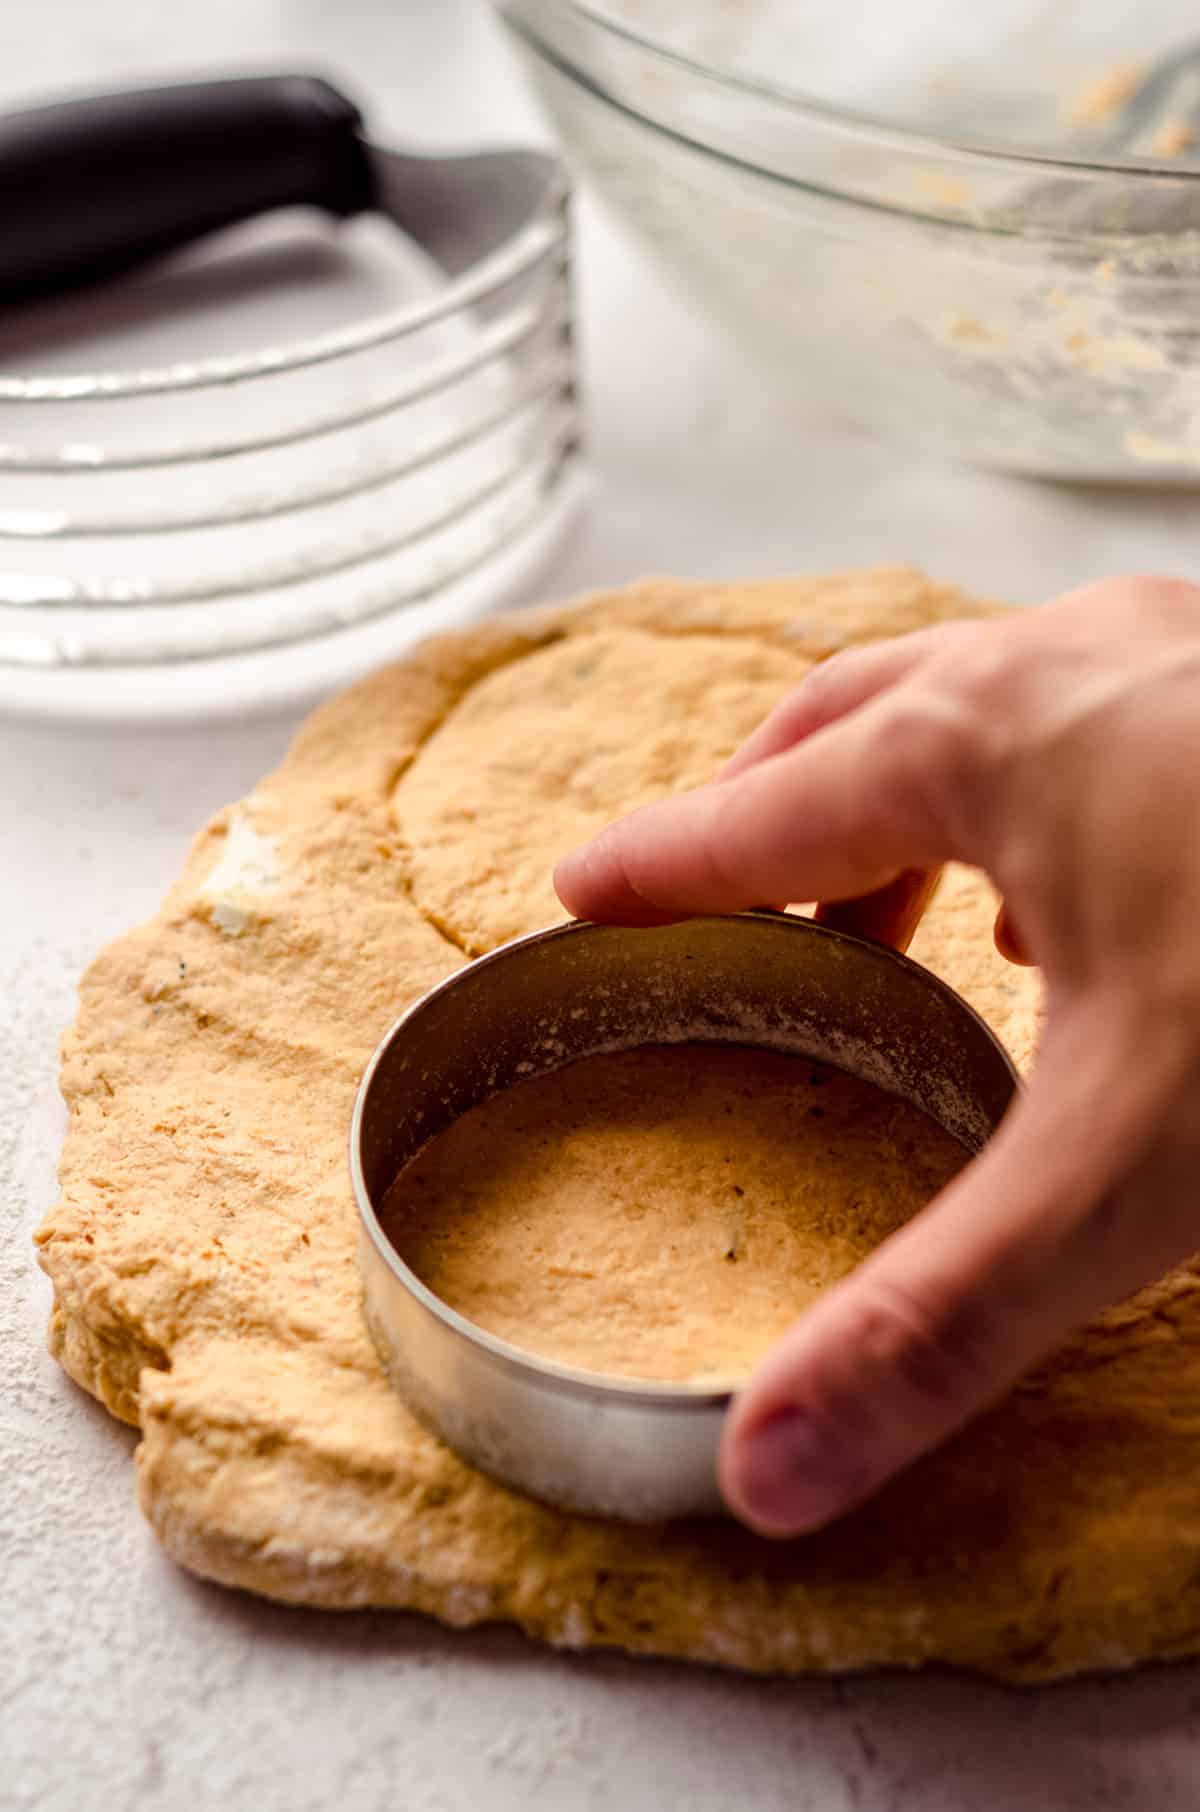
[{"xmin": 6, "ymin": 3, "xmax": 1200, "ymax": 1808}]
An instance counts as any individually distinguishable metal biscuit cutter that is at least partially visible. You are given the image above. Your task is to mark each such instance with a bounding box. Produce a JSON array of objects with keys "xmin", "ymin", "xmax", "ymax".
[{"xmin": 353, "ymin": 911, "xmax": 1018, "ymax": 1523}]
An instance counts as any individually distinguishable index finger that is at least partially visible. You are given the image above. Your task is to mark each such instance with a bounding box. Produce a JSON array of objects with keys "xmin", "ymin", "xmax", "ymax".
[
  {"xmin": 554, "ymin": 691, "xmax": 964, "ymax": 924},
  {"xmin": 719, "ymin": 625, "xmax": 963, "ymax": 783}
]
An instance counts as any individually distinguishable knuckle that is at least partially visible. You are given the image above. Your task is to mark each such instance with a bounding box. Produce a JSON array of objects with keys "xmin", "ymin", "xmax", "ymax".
[
  {"xmin": 868, "ymin": 634, "xmax": 1029, "ymax": 846},
  {"xmin": 834, "ymin": 1276, "xmax": 997, "ymax": 1419},
  {"xmin": 1084, "ymin": 573, "xmax": 1200, "ymax": 622},
  {"xmin": 1134, "ymin": 575, "xmax": 1200, "ymax": 636},
  {"xmin": 1043, "ymin": 574, "xmax": 1200, "ymax": 655},
  {"xmin": 932, "ymin": 628, "xmax": 1026, "ymax": 727},
  {"xmin": 771, "ymin": 669, "xmax": 839, "ymax": 735},
  {"xmin": 866, "ymin": 688, "xmax": 983, "ymax": 842},
  {"xmin": 792, "ymin": 647, "xmax": 868, "ymax": 715},
  {"xmin": 807, "ymin": 646, "xmax": 858, "ymax": 683}
]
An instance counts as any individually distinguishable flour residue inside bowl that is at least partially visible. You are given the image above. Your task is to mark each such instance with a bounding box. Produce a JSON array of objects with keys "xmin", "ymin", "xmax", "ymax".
[{"xmin": 594, "ymin": 0, "xmax": 1195, "ymax": 151}]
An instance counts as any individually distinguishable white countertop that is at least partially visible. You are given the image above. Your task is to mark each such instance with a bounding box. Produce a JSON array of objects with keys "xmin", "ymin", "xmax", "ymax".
[{"xmin": 5, "ymin": 4, "xmax": 1200, "ymax": 1808}]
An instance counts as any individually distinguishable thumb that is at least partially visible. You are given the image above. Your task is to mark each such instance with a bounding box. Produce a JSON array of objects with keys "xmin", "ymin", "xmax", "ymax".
[{"xmin": 719, "ymin": 1012, "xmax": 1158, "ymax": 1536}]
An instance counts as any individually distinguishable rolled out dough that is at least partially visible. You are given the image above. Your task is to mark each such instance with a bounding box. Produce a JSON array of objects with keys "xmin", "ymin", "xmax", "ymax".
[
  {"xmin": 383, "ymin": 1044, "xmax": 969, "ymax": 1383},
  {"xmin": 35, "ymin": 569, "xmax": 1200, "ymax": 1680}
]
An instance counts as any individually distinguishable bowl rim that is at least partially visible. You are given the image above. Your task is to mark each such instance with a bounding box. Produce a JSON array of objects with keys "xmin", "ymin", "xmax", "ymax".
[{"xmin": 499, "ymin": 0, "xmax": 1200, "ymax": 189}]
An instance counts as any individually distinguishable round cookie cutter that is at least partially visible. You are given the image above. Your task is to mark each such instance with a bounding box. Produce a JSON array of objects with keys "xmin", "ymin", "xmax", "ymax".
[{"xmin": 351, "ymin": 912, "xmax": 1019, "ymax": 1522}]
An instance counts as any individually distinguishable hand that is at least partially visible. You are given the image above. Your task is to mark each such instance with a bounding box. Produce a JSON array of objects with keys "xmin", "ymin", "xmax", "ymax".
[{"xmin": 555, "ymin": 577, "xmax": 1200, "ymax": 1537}]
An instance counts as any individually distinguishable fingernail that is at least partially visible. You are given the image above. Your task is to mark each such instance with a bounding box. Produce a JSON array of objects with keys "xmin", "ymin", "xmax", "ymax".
[
  {"xmin": 552, "ymin": 846, "xmax": 587, "ymax": 906},
  {"xmin": 728, "ymin": 1411, "xmax": 868, "ymax": 1536}
]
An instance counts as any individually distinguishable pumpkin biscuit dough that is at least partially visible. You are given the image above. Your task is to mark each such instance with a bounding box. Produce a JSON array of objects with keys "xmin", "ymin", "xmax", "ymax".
[
  {"xmin": 382, "ymin": 1045, "xmax": 970, "ymax": 1384},
  {"xmin": 33, "ymin": 570, "xmax": 1200, "ymax": 1680}
]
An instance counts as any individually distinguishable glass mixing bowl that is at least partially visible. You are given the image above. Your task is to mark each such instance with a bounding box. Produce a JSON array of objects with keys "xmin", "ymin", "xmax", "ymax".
[{"xmin": 497, "ymin": 0, "xmax": 1200, "ymax": 481}]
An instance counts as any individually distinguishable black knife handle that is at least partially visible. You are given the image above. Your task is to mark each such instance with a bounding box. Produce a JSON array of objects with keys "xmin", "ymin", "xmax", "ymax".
[{"xmin": 0, "ymin": 74, "xmax": 376, "ymax": 303}]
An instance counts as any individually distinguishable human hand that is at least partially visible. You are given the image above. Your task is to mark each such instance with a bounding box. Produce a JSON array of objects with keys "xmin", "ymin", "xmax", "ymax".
[{"xmin": 555, "ymin": 577, "xmax": 1200, "ymax": 1537}]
